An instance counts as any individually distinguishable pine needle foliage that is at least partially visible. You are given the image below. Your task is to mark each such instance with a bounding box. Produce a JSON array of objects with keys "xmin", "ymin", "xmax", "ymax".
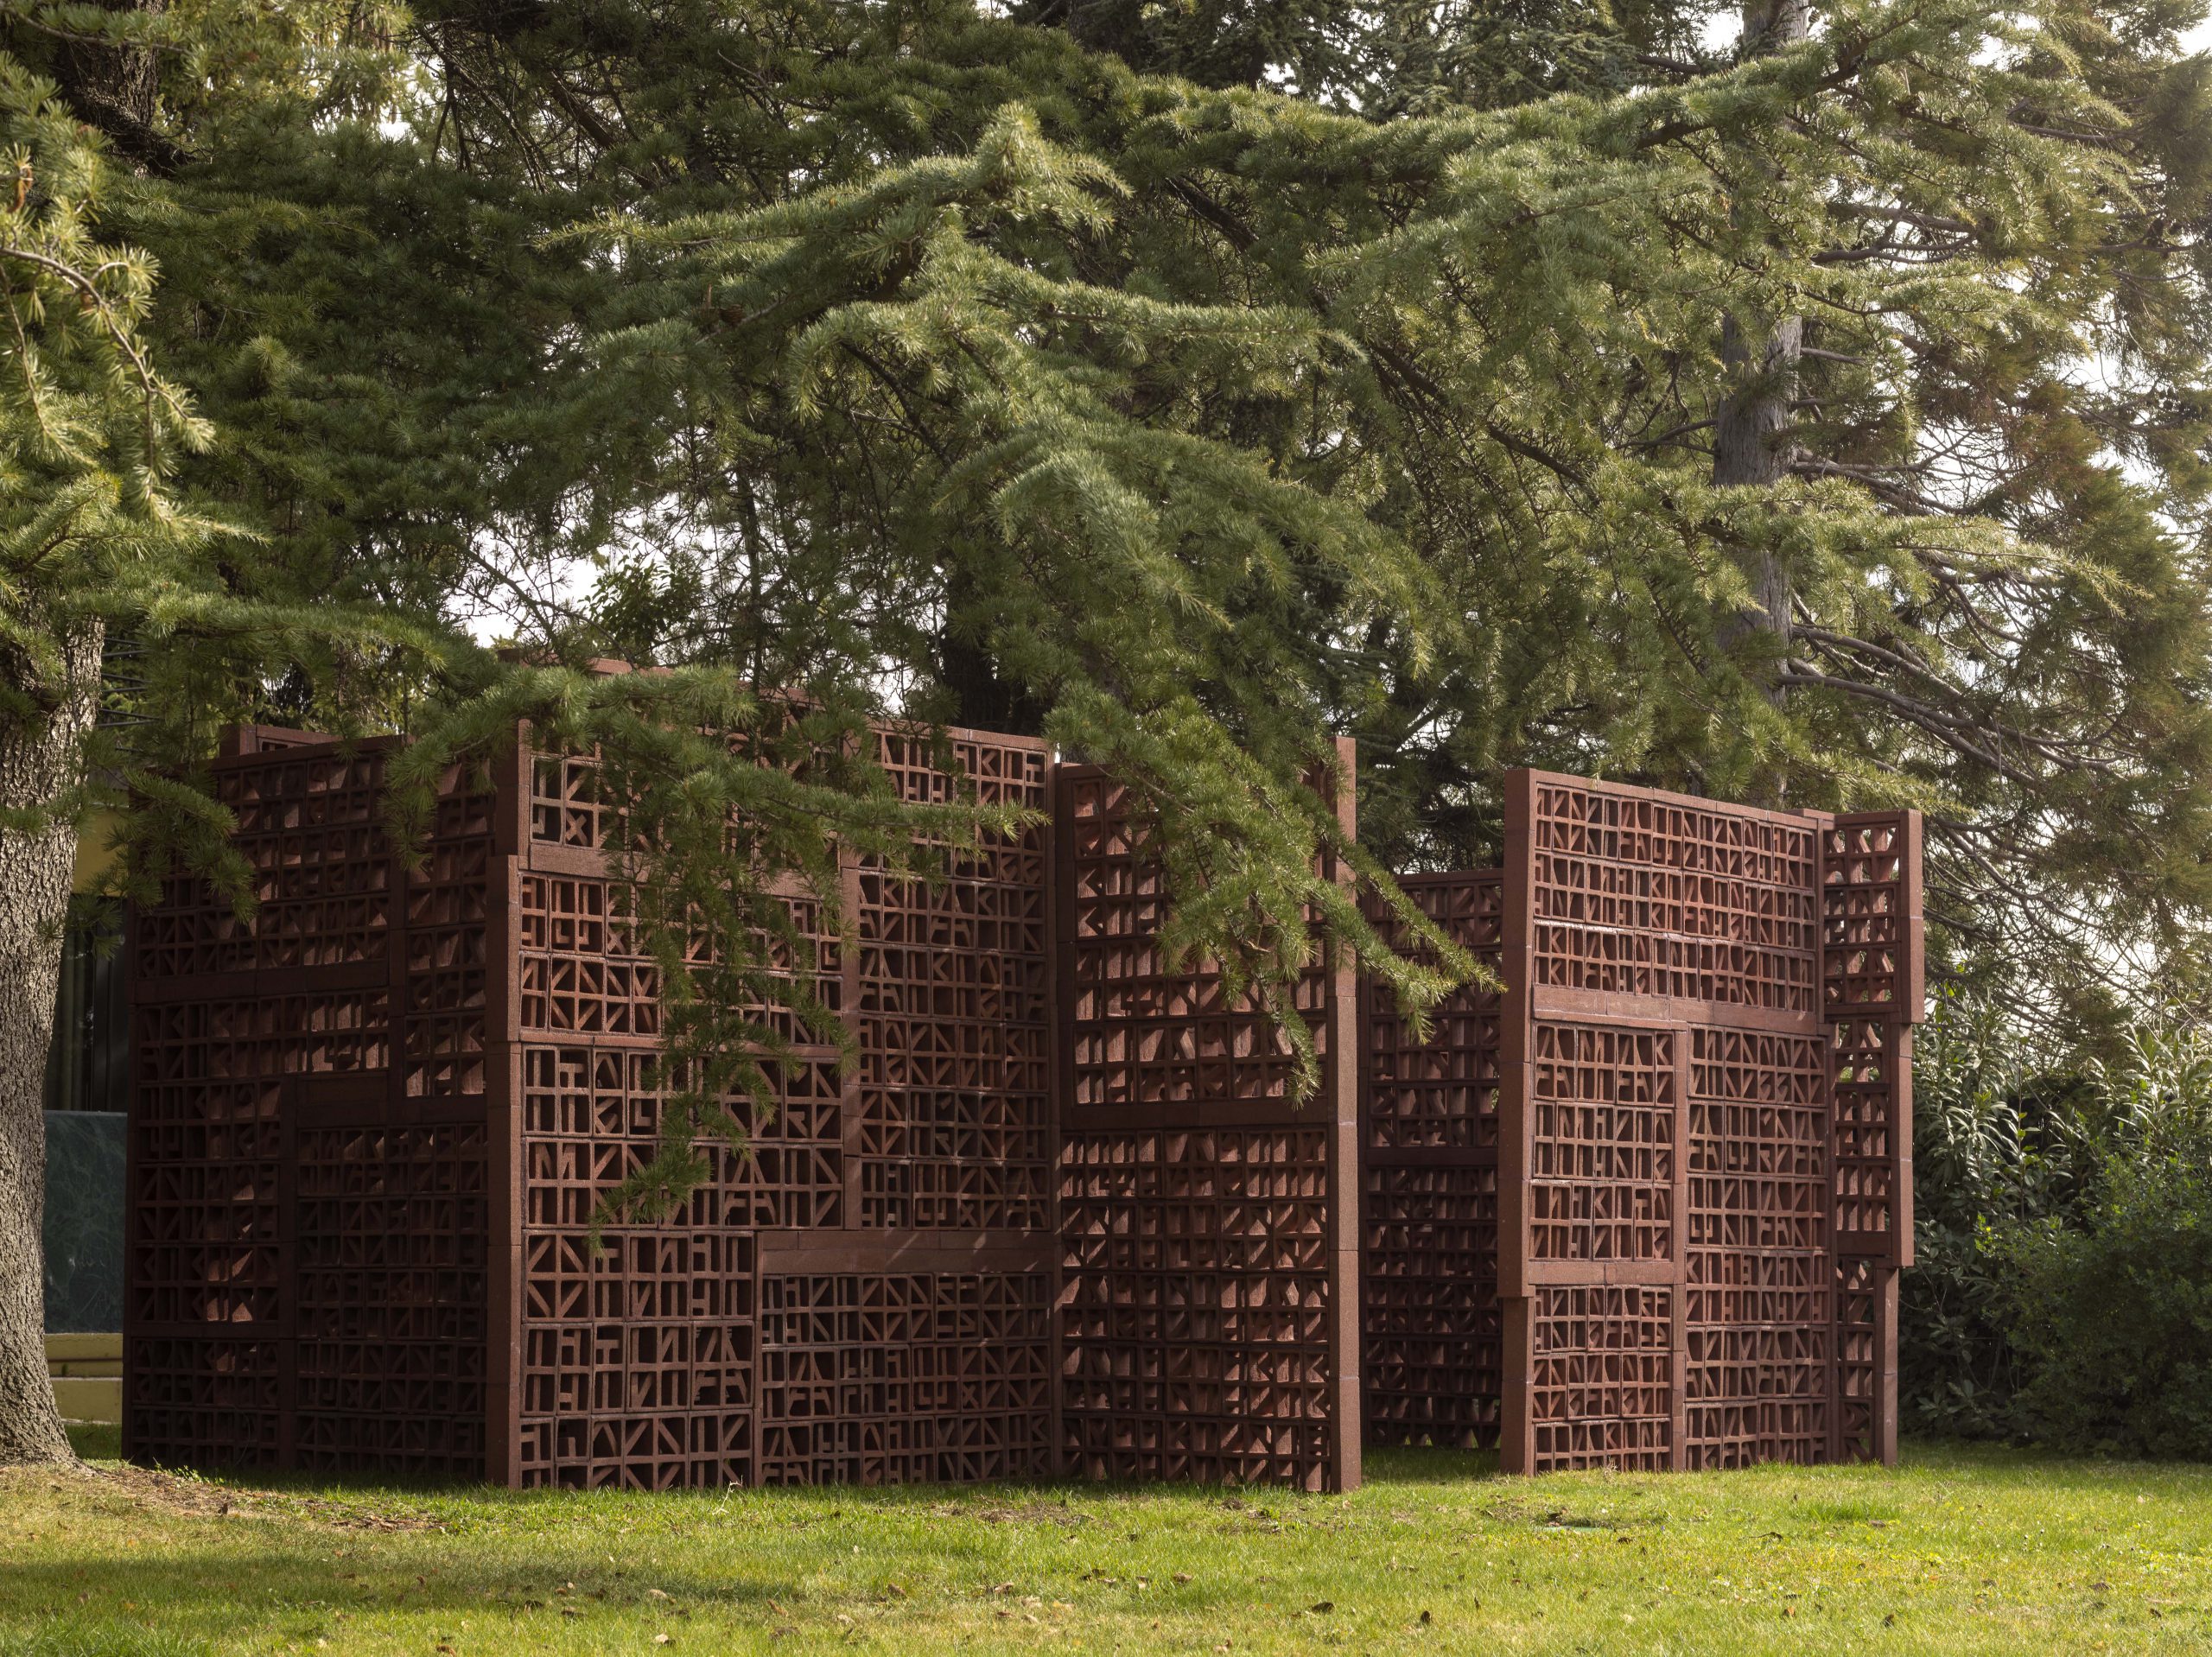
[
  {"xmin": 340, "ymin": 0, "xmax": 2212, "ymax": 1032},
  {"xmin": 0, "ymin": 49, "xmax": 419, "ymax": 880},
  {"xmin": 6, "ymin": 0, "xmax": 2210, "ymax": 1236}
]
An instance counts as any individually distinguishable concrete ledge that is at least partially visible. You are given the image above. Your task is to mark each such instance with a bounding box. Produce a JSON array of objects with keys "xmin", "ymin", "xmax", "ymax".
[
  {"xmin": 51, "ymin": 1376, "xmax": 121, "ymax": 1424},
  {"xmin": 45, "ymin": 1333, "xmax": 122, "ymax": 1363},
  {"xmin": 47, "ymin": 1335, "xmax": 123, "ymax": 1424}
]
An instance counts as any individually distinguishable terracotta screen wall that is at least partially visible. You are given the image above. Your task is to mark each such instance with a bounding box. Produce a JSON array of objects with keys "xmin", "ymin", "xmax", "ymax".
[
  {"xmin": 126, "ymin": 734, "xmax": 1914, "ymax": 1490},
  {"xmin": 1359, "ymin": 769, "xmax": 1921, "ymax": 1474},
  {"xmin": 1358, "ymin": 873, "xmax": 1503, "ymax": 1451},
  {"xmin": 125, "ymin": 731, "xmax": 493, "ymax": 1477},
  {"xmin": 1058, "ymin": 755, "xmax": 1360, "ymax": 1492},
  {"xmin": 125, "ymin": 722, "xmax": 1358, "ymax": 1491}
]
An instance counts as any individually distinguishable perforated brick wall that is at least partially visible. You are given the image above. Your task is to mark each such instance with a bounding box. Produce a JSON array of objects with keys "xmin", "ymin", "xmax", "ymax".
[
  {"xmin": 124, "ymin": 729, "xmax": 493, "ymax": 1476},
  {"xmin": 131, "ymin": 717, "xmax": 1360, "ymax": 1490},
  {"xmin": 1359, "ymin": 873, "xmax": 1503, "ymax": 1450},
  {"xmin": 130, "ymin": 733, "xmax": 1912, "ymax": 1489},
  {"xmin": 1358, "ymin": 772, "xmax": 1920, "ymax": 1474},
  {"xmin": 1494, "ymin": 771, "xmax": 1919, "ymax": 1471},
  {"xmin": 499, "ymin": 725, "xmax": 1059, "ymax": 1489},
  {"xmin": 1056, "ymin": 753, "xmax": 1361, "ymax": 1492}
]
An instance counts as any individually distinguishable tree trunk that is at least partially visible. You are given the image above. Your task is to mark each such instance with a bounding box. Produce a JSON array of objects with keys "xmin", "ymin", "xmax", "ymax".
[
  {"xmin": 939, "ymin": 565, "xmax": 1046, "ymax": 736},
  {"xmin": 0, "ymin": 619, "xmax": 104, "ymax": 1467},
  {"xmin": 1713, "ymin": 0, "xmax": 1810, "ymax": 688},
  {"xmin": 49, "ymin": 1, "xmax": 186, "ymax": 175}
]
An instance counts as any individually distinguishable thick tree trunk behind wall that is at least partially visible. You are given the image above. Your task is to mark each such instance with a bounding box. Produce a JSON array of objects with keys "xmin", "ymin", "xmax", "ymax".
[
  {"xmin": 1713, "ymin": 0, "xmax": 1811, "ymax": 721},
  {"xmin": 0, "ymin": 620, "xmax": 103, "ymax": 1466}
]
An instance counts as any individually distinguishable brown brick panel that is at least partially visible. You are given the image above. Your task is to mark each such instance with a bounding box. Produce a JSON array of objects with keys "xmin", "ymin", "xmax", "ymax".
[
  {"xmin": 1358, "ymin": 872, "xmax": 1503, "ymax": 1447},
  {"xmin": 291, "ymin": 1116, "xmax": 490, "ymax": 1477},
  {"xmin": 754, "ymin": 1271, "xmax": 1053, "ymax": 1486},
  {"xmin": 124, "ymin": 731, "xmax": 494, "ymax": 1476},
  {"xmin": 1057, "ymin": 758, "xmax": 1358, "ymax": 1492},
  {"xmin": 1524, "ymin": 777, "xmax": 1821, "ymax": 1018},
  {"xmin": 1682, "ymin": 1026, "xmax": 1831, "ymax": 1469},
  {"xmin": 1521, "ymin": 1283, "xmax": 1677, "ymax": 1471},
  {"xmin": 1360, "ymin": 1159, "xmax": 1500, "ymax": 1448},
  {"xmin": 856, "ymin": 729, "xmax": 1052, "ymax": 1234},
  {"xmin": 1497, "ymin": 771, "xmax": 1920, "ymax": 1473}
]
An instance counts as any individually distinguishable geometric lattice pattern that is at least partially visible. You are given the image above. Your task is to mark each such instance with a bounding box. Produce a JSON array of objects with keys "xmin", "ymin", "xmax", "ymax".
[
  {"xmin": 292, "ymin": 1114, "xmax": 492, "ymax": 1476},
  {"xmin": 134, "ymin": 729, "xmax": 1910, "ymax": 1489},
  {"xmin": 1362, "ymin": 771, "xmax": 1921, "ymax": 1474},
  {"xmin": 1359, "ymin": 873, "xmax": 1503, "ymax": 1449},
  {"xmin": 1522, "ymin": 1021, "xmax": 1678, "ymax": 1269},
  {"xmin": 1682, "ymin": 1027, "xmax": 1829, "ymax": 1470},
  {"xmin": 125, "ymin": 727, "xmax": 492, "ymax": 1475},
  {"xmin": 507, "ymin": 721, "xmax": 1057, "ymax": 1491},
  {"xmin": 129, "ymin": 715, "xmax": 1078, "ymax": 1490},
  {"xmin": 1522, "ymin": 778, "xmax": 1822, "ymax": 1013},
  {"xmin": 1522, "ymin": 1283, "xmax": 1677, "ymax": 1471},
  {"xmin": 857, "ymin": 728, "xmax": 1053, "ymax": 1234},
  {"xmin": 755, "ymin": 1272, "xmax": 1053, "ymax": 1486},
  {"xmin": 1820, "ymin": 811, "xmax": 1920, "ymax": 1463},
  {"xmin": 1058, "ymin": 754, "xmax": 1359, "ymax": 1492}
]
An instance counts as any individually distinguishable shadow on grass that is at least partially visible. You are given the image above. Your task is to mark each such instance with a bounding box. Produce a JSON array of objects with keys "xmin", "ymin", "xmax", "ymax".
[
  {"xmin": 63, "ymin": 1424, "xmax": 119, "ymax": 1462},
  {"xmin": 0, "ymin": 1541, "xmax": 791, "ymax": 1651},
  {"xmin": 59, "ymin": 1454, "xmax": 1516, "ymax": 1517},
  {"xmin": 8, "ymin": 1622, "xmax": 211, "ymax": 1657},
  {"xmin": 1361, "ymin": 1445, "xmax": 1503, "ymax": 1486}
]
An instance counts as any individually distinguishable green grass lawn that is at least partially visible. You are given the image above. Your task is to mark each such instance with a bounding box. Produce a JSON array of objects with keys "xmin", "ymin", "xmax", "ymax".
[{"xmin": 3, "ymin": 1430, "xmax": 2208, "ymax": 1654}]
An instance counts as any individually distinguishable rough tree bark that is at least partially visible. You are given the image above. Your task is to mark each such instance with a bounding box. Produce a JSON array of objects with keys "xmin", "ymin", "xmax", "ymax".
[
  {"xmin": 1713, "ymin": 0, "xmax": 1810, "ymax": 691},
  {"xmin": 48, "ymin": 0, "xmax": 187, "ymax": 175},
  {"xmin": 1708, "ymin": 0, "xmax": 1810, "ymax": 810},
  {"xmin": 0, "ymin": 619, "xmax": 103, "ymax": 1466}
]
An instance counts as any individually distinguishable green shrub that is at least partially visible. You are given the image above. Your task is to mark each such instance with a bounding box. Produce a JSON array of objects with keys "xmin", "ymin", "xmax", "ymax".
[
  {"xmin": 1900, "ymin": 989, "xmax": 2075, "ymax": 1440},
  {"xmin": 1998, "ymin": 1153, "xmax": 2212, "ymax": 1459},
  {"xmin": 1904, "ymin": 998, "xmax": 2212, "ymax": 1457}
]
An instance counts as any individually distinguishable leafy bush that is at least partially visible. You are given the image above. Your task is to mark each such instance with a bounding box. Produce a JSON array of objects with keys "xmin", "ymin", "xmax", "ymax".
[
  {"xmin": 1904, "ymin": 999, "xmax": 2212, "ymax": 1457},
  {"xmin": 1901, "ymin": 990, "xmax": 2075, "ymax": 1439},
  {"xmin": 1999, "ymin": 1154, "xmax": 2212, "ymax": 1458}
]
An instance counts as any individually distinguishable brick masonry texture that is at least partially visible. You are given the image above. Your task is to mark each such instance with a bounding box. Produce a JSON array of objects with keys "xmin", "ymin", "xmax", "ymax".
[{"xmin": 126, "ymin": 731, "xmax": 1915, "ymax": 1489}]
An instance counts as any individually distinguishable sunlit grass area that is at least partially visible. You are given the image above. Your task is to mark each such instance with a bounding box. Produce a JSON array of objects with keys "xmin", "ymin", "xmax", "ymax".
[{"xmin": 3, "ymin": 1432, "xmax": 2207, "ymax": 1654}]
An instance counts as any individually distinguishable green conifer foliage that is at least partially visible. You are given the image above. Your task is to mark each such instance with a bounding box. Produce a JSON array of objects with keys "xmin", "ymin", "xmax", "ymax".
[
  {"xmin": 0, "ymin": 42, "xmax": 427, "ymax": 1463},
  {"xmin": 349, "ymin": 0, "xmax": 2212, "ymax": 1028},
  {"xmin": 3, "ymin": 0, "xmax": 2208, "ymax": 1349}
]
